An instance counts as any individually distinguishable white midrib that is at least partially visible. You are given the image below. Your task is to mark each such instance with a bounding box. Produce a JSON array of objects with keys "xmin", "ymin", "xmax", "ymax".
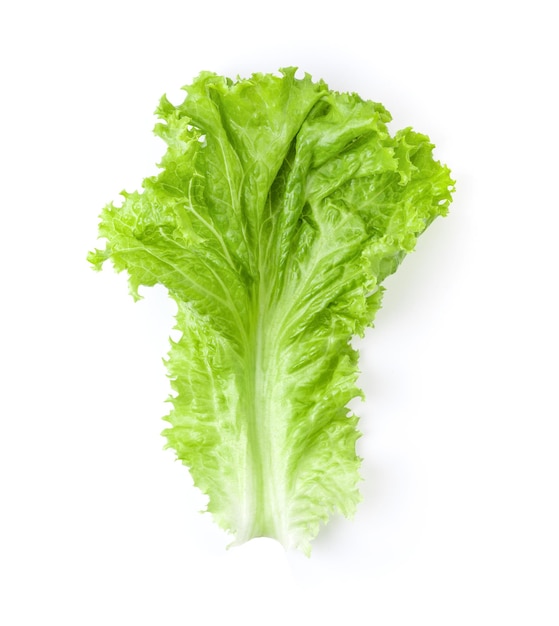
[{"xmin": 239, "ymin": 267, "xmax": 289, "ymax": 546}]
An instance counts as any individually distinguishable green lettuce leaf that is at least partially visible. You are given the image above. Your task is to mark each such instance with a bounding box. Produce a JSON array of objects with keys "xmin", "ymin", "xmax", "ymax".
[{"xmin": 89, "ymin": 68, "xmax": 454, "ymax": 554}]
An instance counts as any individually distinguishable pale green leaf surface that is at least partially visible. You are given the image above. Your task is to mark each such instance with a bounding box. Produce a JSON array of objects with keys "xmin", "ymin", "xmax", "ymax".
[{"xmin": 89, "ymin": 69, "xmax": 454, "ymax": 553}]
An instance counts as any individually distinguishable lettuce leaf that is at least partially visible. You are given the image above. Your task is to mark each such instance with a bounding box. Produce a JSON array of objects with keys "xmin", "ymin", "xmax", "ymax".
[{"xmin": 89, "ymin": 68, "xmax": 454, "ymax": 554}]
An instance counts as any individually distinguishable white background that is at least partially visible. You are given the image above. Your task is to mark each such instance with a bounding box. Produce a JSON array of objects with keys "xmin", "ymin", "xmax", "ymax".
[{"xmin": 1, "ymin": 1, "xmax": 557, "ymax": 624}]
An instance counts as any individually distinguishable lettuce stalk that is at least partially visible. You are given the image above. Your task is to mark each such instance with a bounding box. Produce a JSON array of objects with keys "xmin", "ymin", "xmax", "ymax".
[{"xmin": 89, "ymin": 69, "xmax": 454, "ymax": 554}]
